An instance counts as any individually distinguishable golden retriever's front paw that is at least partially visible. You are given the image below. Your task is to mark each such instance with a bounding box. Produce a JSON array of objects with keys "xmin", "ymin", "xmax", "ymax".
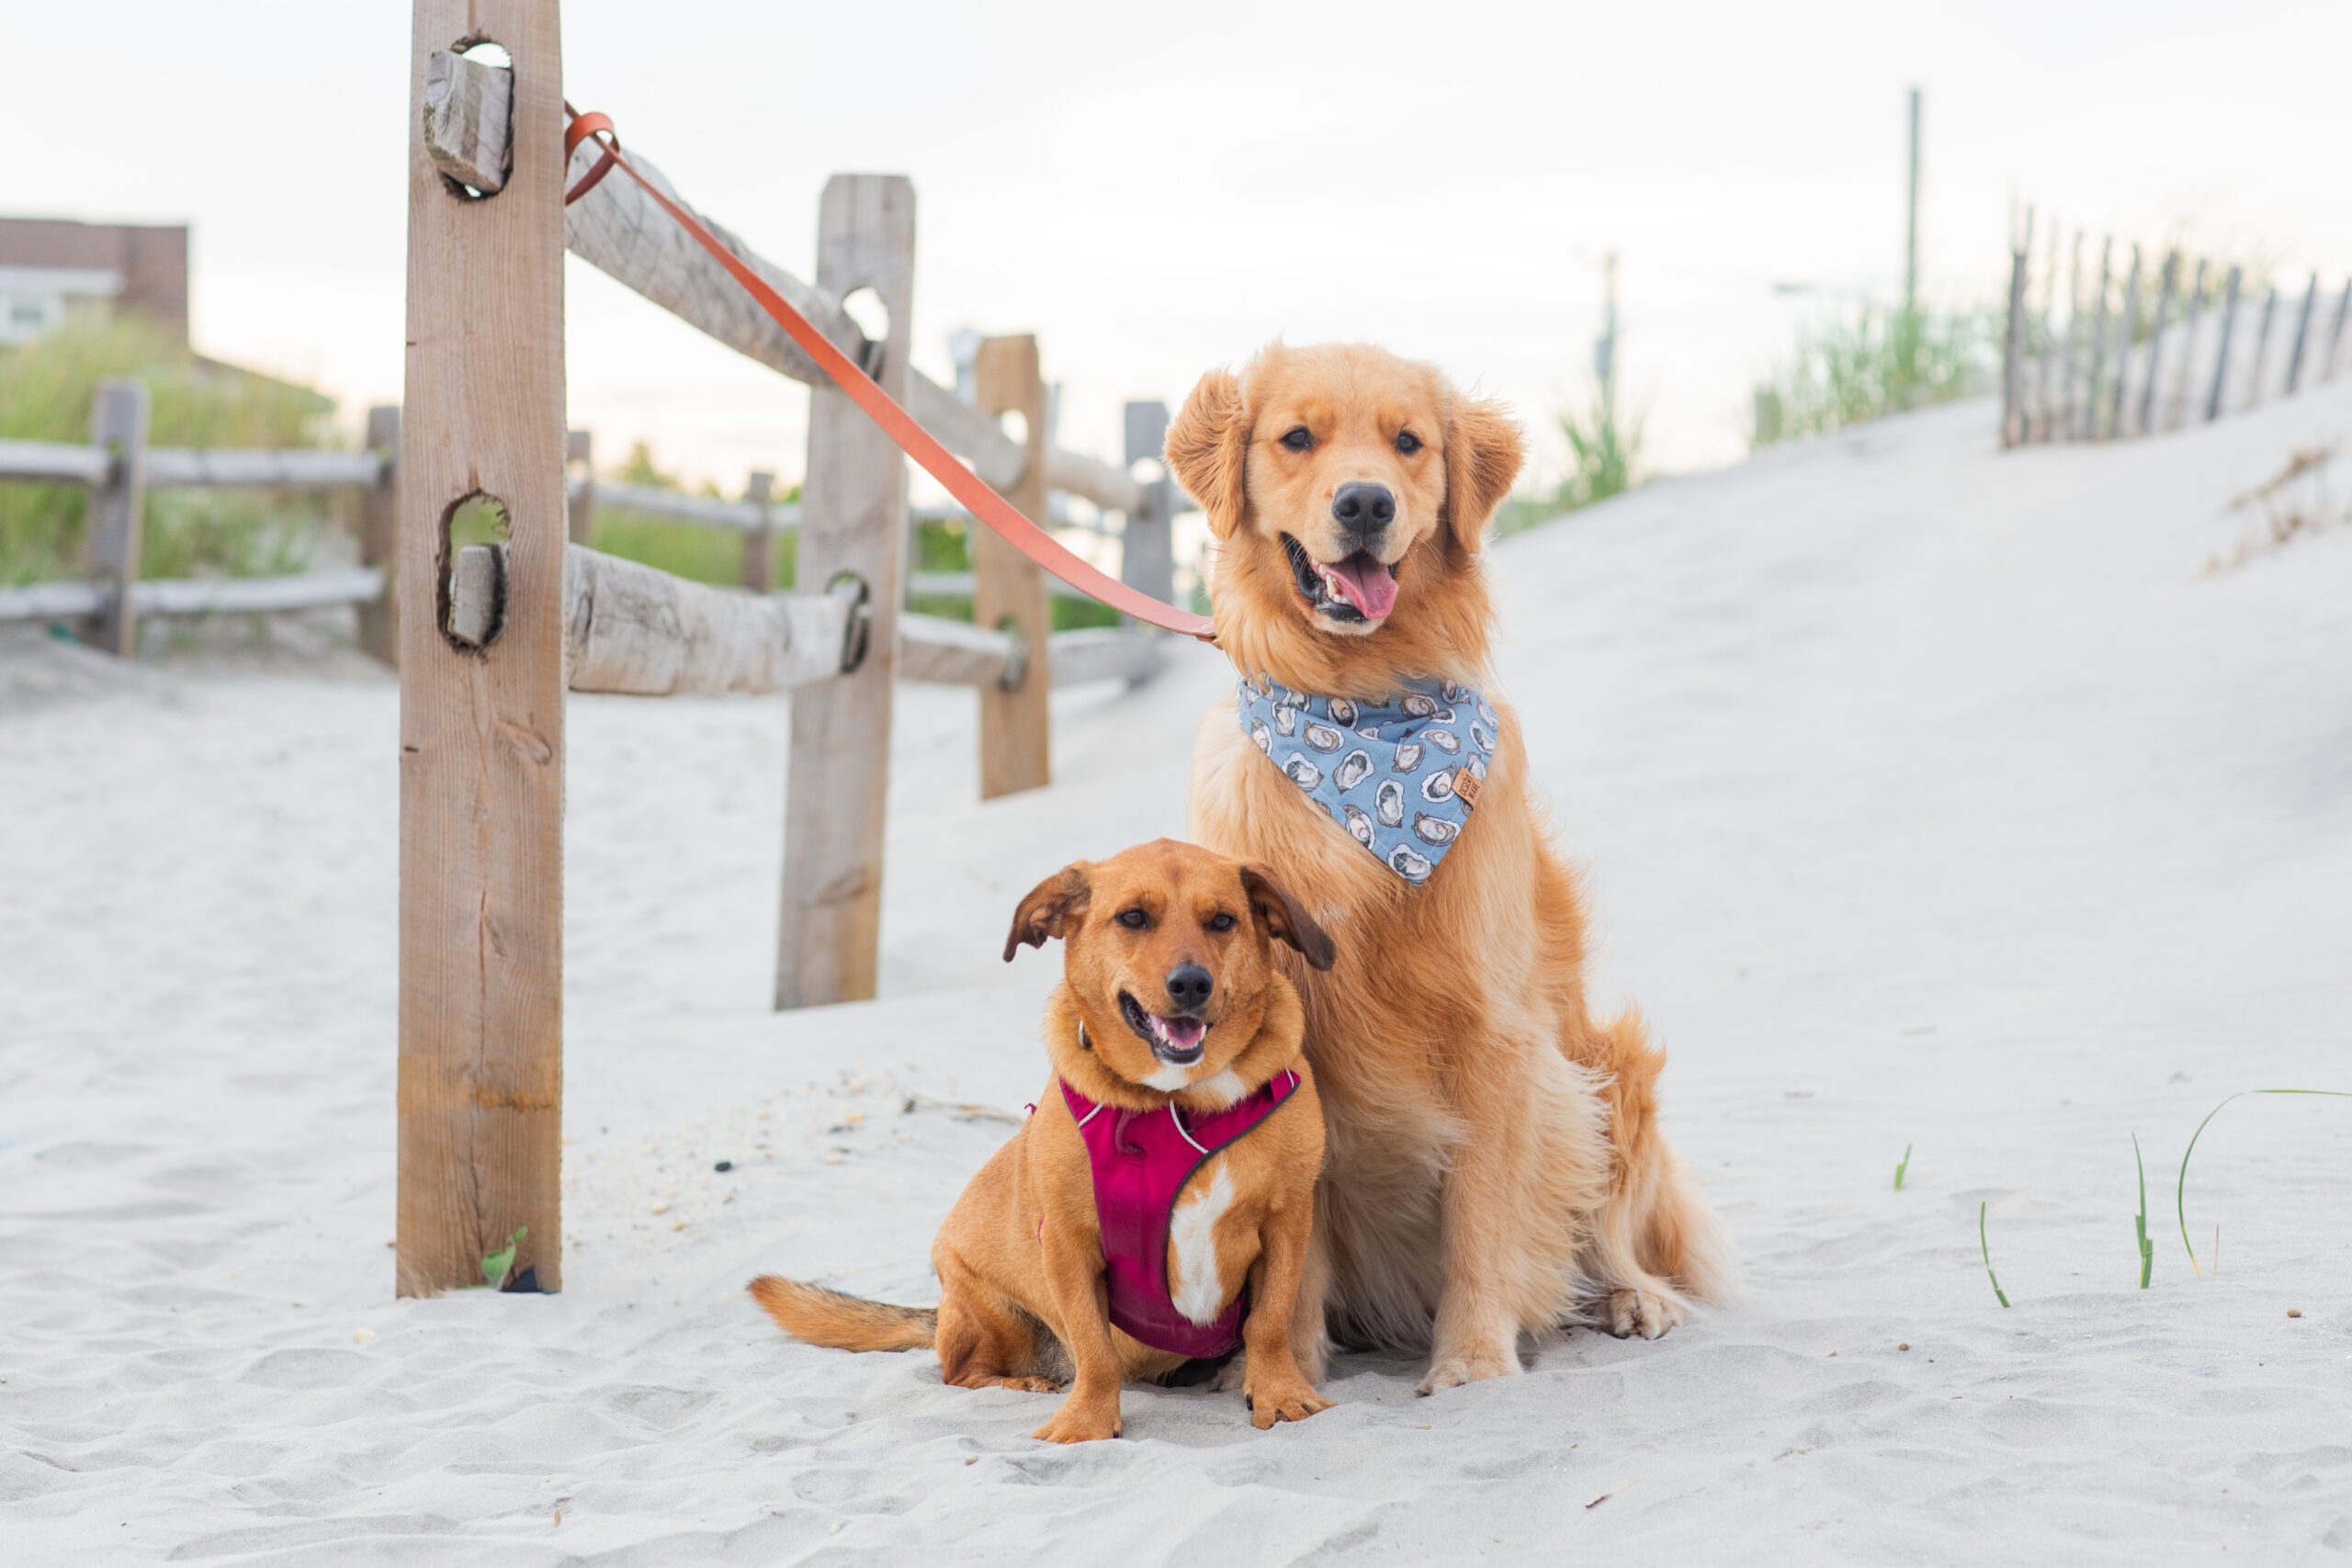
[
  {"xmin": 1417, "ymin": 1348, "xmax": 1519, "ymax": 1394},
  {"xmin": 1607, "ymin": 1287, "xmax": 1684, "ymax": 1340},
  {"xmin": 1029, "ymin": 1399, "xmax": 1121, "ymax": 1444},
  {"xmin": 1245, "ymin": 1382, "xmax": 1333, "ymax": 1429}
]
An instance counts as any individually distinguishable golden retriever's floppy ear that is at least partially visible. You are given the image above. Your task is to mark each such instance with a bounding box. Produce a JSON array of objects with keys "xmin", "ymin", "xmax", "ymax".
[
  {"xmin": 1240, "ymin": 863, "xmax": 1336, "ymax": 971},
  {"xmin": 1442, "ymin": 393, "xmax": 1524, "ymax": 555},
  {"xmin": 1165, "ymin": 367, "xmax": 1250, "ymax": 540},
  {"xmin": 1003, "ymin": 863, "xmax": 1091, "ymax": 961}
]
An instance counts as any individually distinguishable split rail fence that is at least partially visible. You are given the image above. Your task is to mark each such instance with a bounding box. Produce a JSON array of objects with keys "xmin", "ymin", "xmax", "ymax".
[
  {"xmin": 389, "ymin": 1, "xmax": 1219, "ymax": 1296},
  {"xmin": 2002, "ymin": 210, "xmax": 2352, "ymax": 447}
]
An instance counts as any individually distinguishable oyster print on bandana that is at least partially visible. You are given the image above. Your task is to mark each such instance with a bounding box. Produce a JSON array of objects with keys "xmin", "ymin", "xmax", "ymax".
[{"xmin": 1236, "ymin": 674, "xmax": 1496, "ymax": 885}]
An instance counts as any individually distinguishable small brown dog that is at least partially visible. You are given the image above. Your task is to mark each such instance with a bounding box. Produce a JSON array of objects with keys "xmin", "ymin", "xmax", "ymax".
[{"xmin": 749, "ymin": 839, "xmax": 1337, "ymax": 1443}]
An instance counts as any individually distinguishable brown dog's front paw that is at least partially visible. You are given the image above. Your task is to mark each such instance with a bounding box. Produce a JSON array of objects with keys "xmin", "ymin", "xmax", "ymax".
[
  {"xmin": 1030, "ymin": 1399, "xmax": 1121, "ymax": 1444},
  {"xmin": 1607, "ymin": 1287, "xmax": 1684, "ymax": 1341},
  {"xmin": 993, "ymin": 1376, "xmax": 1063, "ymax": 1394},
  {"xmin": 1246, "ymin": 1382, "xmax": 1333, "ymax": 1429}
]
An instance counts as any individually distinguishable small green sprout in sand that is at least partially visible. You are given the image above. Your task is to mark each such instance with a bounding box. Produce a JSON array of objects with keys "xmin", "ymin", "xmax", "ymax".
[
  {"xmin": 2132, "ymin": 1134, "xmax": 2154, "ymax": 1289},
  {"xmin": 1894, "ymin": 1143, "xmax": 1913, "ymax": 1191},
  {"xmin": 1978, "ymin": 1201, "xmax": 2010, "ymax": 1308},
  {"xmin": 481, "ymin": 1226, "xmax": 527, "ymax": 1290},
  {"xmin": 2176, "ymin": 1089, "xmax": 2350, "ymax": 1275}
]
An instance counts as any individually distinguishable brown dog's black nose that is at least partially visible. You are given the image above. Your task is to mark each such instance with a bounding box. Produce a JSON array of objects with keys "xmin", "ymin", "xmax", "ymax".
[
  {"xmin": 1165, "ymin": 963, "xmax": 1214, "ymax": 1014},
  {"xmin": 1330, "ymin": 483, "xmax": 1395, "ymax": 542}
]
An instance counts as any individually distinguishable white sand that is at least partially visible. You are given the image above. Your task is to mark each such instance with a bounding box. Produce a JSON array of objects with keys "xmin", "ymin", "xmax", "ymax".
[{"xmin": 6, "ymin": 388, "xmax": 2351, "ymax": 1563}]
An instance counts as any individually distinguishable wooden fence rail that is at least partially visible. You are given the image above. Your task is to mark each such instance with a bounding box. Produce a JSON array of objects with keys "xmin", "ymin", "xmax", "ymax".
[{"xmin": 2004, "ymin": 213, "xmax": 2352, "ymax": 448}]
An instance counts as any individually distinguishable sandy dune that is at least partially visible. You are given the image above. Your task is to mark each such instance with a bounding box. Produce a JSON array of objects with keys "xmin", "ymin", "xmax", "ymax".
[{"xmin": 5, "ymin": 388, "xmax": 2350, "ymax": 1563}]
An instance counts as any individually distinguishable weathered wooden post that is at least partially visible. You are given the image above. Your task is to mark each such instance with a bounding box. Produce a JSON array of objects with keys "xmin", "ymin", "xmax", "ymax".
[
  {"xmin": 82, "ymin": 378, "xmax": 150, "ymax": 657},
  {"xmin": 970, "ymin": 334, "xmax": 1052, "ymax": 799},
  {"xmin": 2077, "ymin": 238, "xmax": 2112, "ymax": 441},
  {"xmin": 2323, "ymin": 279, "xmax": 2352, "ymax": 385},
  {"xmin": 2246, "ymin": 287, "xmax": 2280, "ymax": 408},
  {"xmin": 2205, "ymin": 265, "xmax": 2242, "ymax": 422},
  {"xmin": 2135, "ymin": 251, "xmax": 2180, "ymax": 439},
  {"xmin": 566, "ymin": 429, "xmax": 594, "ymax": 544},
  {"xmin": 2107, "ymin": 245, "xmax": 2143, "ymax": 439},
  {"xmin": 2000, "ymin": 238, "xmax": 2029, "ymax": 449},
  {"xmin": 775, "ymin": 175, "xmax": 913, "ymax": 1010},
  {"xmin": 398, "ymin": 0, "xmax": 568, "ymax": 1297},
  {"xmin": 1122, "ymin": 400, "xmax": 1176, "ymax": 616},
  {"xmin": 358, "ymin": 404, "xmax": 401, "ymax": 666},
  {"xmin": 2166, "ymin": 261, "xmax": 2209, "ymax": 432},
  {"xmin": 741, "ymin": 469, "xmax": 776, "ymax": 592},
  {"xmin": 2283, "ymin": 273, "xmax": 2319, "ymax": 395}
]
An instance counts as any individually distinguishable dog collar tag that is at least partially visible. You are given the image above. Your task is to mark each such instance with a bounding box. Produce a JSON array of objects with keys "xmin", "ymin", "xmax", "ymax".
[{"xmin": 1234, "ymin": 673, "xmax": 1496, "ymax": 884}]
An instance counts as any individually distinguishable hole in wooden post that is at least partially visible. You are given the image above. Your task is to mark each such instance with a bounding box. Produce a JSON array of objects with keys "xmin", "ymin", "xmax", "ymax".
[
  {"xmin": 438, "ymin": 492, "xmax": 512, "ymax": 651},
  {"xmin": 998, "ymin": 410, "xmax": 1030, "ymax": 448},
  {"xmin": 841, "ymin": 288, "xmax": 890, "ymax": 375},
  {"xmin": 432, "ymin": 39, "xmax": 514, "ymax": 200}
]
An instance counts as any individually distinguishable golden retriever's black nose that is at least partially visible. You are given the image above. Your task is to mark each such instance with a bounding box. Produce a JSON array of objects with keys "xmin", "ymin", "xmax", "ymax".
[
  {"xmin": 1165, "ymin": 963, "xmax": 1215, "ymax": 1013},
  {"xmin": 1331, "ymin": 483, "xmax": 1395, "ymax": 541}
]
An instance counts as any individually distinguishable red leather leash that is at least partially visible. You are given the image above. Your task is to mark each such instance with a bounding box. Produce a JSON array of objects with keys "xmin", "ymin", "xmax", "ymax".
[{"xmin": 562, "ymin": 108, "xmax": 1216, "ymax": 642}]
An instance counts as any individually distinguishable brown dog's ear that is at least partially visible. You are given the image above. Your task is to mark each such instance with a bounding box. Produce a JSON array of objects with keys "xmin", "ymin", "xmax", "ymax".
[
  {"xmin": 1165, "ymin": 367, "xmax": 1251, "ymax": 540},
  {"xmin": 1003, "ymin": 863, "xmax": 1091, "ymax": 961},
  {"xmin": 1441, "ymin": 393, "xmax": 1524, "ymax": 555},
  {"xmin": 1239, "ymin": 863, "xmax": 1336, "ymax": 971}
]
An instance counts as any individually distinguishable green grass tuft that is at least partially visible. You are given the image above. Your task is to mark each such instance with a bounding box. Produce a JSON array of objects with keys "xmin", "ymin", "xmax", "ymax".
[
  {"xmin": 1750, "ymin": 302, "xmax": 1995, "ymax": 450},
  {"xmin": 1, "ymin": 319, "xmax": 338, "ymax": 586},
  {"xmin": 1894, "ymin": 1142, "xmax": 1912, "ymax": 1191},
  {"xmin": 480, "ymin": 1225, "xmax": 526, "ymax": 1290},
  {"xmin": 2176, "ymin": 1089, "xmax": 2351, "ymax": 1275},
  {"xmin": 1978, "ymin": 1201, "xmax": 2010, "ymax": 1308},
  {"xmin": 2132, "ymin": 1134, "xmax": 2153, "ymax": 1289}
]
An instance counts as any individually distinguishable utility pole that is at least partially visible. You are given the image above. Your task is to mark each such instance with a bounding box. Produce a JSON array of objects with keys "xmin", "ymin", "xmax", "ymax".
[{"xmin": 1905, "ymin": 86, "xmax": 1922, "ymax": 318}]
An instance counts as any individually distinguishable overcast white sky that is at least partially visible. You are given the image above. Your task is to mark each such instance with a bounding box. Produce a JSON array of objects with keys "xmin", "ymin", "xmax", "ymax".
[{"xmin": 8, "ymin": 1, "xmax": 2349, "ymax": 491}]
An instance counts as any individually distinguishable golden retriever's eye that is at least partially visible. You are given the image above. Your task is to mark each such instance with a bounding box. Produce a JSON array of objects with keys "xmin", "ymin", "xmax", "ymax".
[
  {"xmin": 1208, "ymin": 911, "xmax": 1237, "ymax": 932},
  {"xmin": 1279, "ymin": 427, "xmax": 1313, "ymax": 453},
  {"xmin": 1115, "ymin": 908, "xmax": 1148, "ymax": 930},
  {"xmin": 1395, "ymin": 430, "xmax": 1423, "ymax": 455}
]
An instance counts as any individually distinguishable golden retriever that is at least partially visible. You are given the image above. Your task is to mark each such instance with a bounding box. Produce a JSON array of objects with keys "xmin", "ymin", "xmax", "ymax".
[
  {"xmin": 750, "ymin": 839, "xmax": 1335, "ymax": 1441},
  {"xmin": 1167, "ymin": 342, "xmax": 1733, "ymax": 1393}
]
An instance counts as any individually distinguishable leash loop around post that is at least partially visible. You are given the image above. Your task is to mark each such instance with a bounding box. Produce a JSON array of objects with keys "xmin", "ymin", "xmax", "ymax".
[{"xmin": 560, "ymin": 106, "xmax": 1217, "ymax": 643}]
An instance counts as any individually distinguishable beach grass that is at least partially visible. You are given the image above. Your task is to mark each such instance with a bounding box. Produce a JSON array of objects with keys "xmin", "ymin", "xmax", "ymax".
[
  {"xmin": 1894, "ymin": 1143, "xmax": 1912, "ymax": 1191},
  {"xmin": 2176, "ymin": 1089, "xmax": 2351, "ymax": 1274},
  {"xmin": 0, "ymin": 319, "xmax": 339, "ymax": 587},
  {"xmin": 480, "ymin": 1226, "xmax": 526, "ymax": 1291},
  {"xmin": 2132, "ymin": 1134, "xmax": 2154, "ymax": 1288},
  {"xmin": 1750, "ymin": 303, "xmax": 1994, "ymax": 450},
  {"xmin": 1978, "ymin": 1201, "xmax": 2011, "ymax": 1308}
]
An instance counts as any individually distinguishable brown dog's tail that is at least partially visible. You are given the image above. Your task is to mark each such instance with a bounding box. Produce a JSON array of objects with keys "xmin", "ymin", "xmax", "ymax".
[{"xmin": 746, "ymin": 1275, "xmax": 938, "ymax": 1352}]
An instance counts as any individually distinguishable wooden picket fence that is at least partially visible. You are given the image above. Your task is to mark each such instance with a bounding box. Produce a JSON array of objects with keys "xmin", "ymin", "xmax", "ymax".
[{"xmin": 2002, "ymin": 212, "xmax": 2352, "ymax": 447}]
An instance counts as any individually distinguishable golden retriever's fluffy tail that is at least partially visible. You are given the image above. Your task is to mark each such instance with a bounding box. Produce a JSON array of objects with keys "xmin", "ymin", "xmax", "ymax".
[
  {"xmin": 746, "ymin": 1275, "xmax": 938, "ymax": 1352},
  {"xmin": 1587, "ymin": 1009, "xmax": 1740, "ymax": 1306}
]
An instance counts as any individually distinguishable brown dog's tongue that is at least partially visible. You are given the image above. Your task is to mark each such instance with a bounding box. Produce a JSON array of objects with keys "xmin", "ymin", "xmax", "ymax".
[{"xmin": 1325, "ymin": 552, "xmax": 1397, "ymax": 620}]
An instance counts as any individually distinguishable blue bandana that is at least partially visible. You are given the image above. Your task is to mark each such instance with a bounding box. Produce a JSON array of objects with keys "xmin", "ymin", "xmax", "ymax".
[{"xmin": 1235, "ymin": 674, "xmax": 1497, "ymax": 884}]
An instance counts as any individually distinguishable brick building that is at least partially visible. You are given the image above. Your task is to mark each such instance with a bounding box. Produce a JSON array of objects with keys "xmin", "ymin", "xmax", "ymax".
[{"xmin": 0, "ymin": 219, "xmax": 190, "ymax": 346}]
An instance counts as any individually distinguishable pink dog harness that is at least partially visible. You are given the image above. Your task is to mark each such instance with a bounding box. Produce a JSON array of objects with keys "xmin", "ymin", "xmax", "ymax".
[{"xmin": 1056, "ymin": 1067, "xmax": 1304, "ymax": 1359}]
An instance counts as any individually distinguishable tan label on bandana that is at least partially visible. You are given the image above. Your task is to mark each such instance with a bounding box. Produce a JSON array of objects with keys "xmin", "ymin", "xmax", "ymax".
[{"xmin": 1452, "ymin": 766, "xmax": 1482, "ymax": 807}]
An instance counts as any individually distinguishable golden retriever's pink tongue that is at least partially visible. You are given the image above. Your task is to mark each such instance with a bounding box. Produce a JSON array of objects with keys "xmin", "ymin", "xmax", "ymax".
[{"xmin": 1324, "ymin": 553, "xmax": 1397, "ymax": 619}]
